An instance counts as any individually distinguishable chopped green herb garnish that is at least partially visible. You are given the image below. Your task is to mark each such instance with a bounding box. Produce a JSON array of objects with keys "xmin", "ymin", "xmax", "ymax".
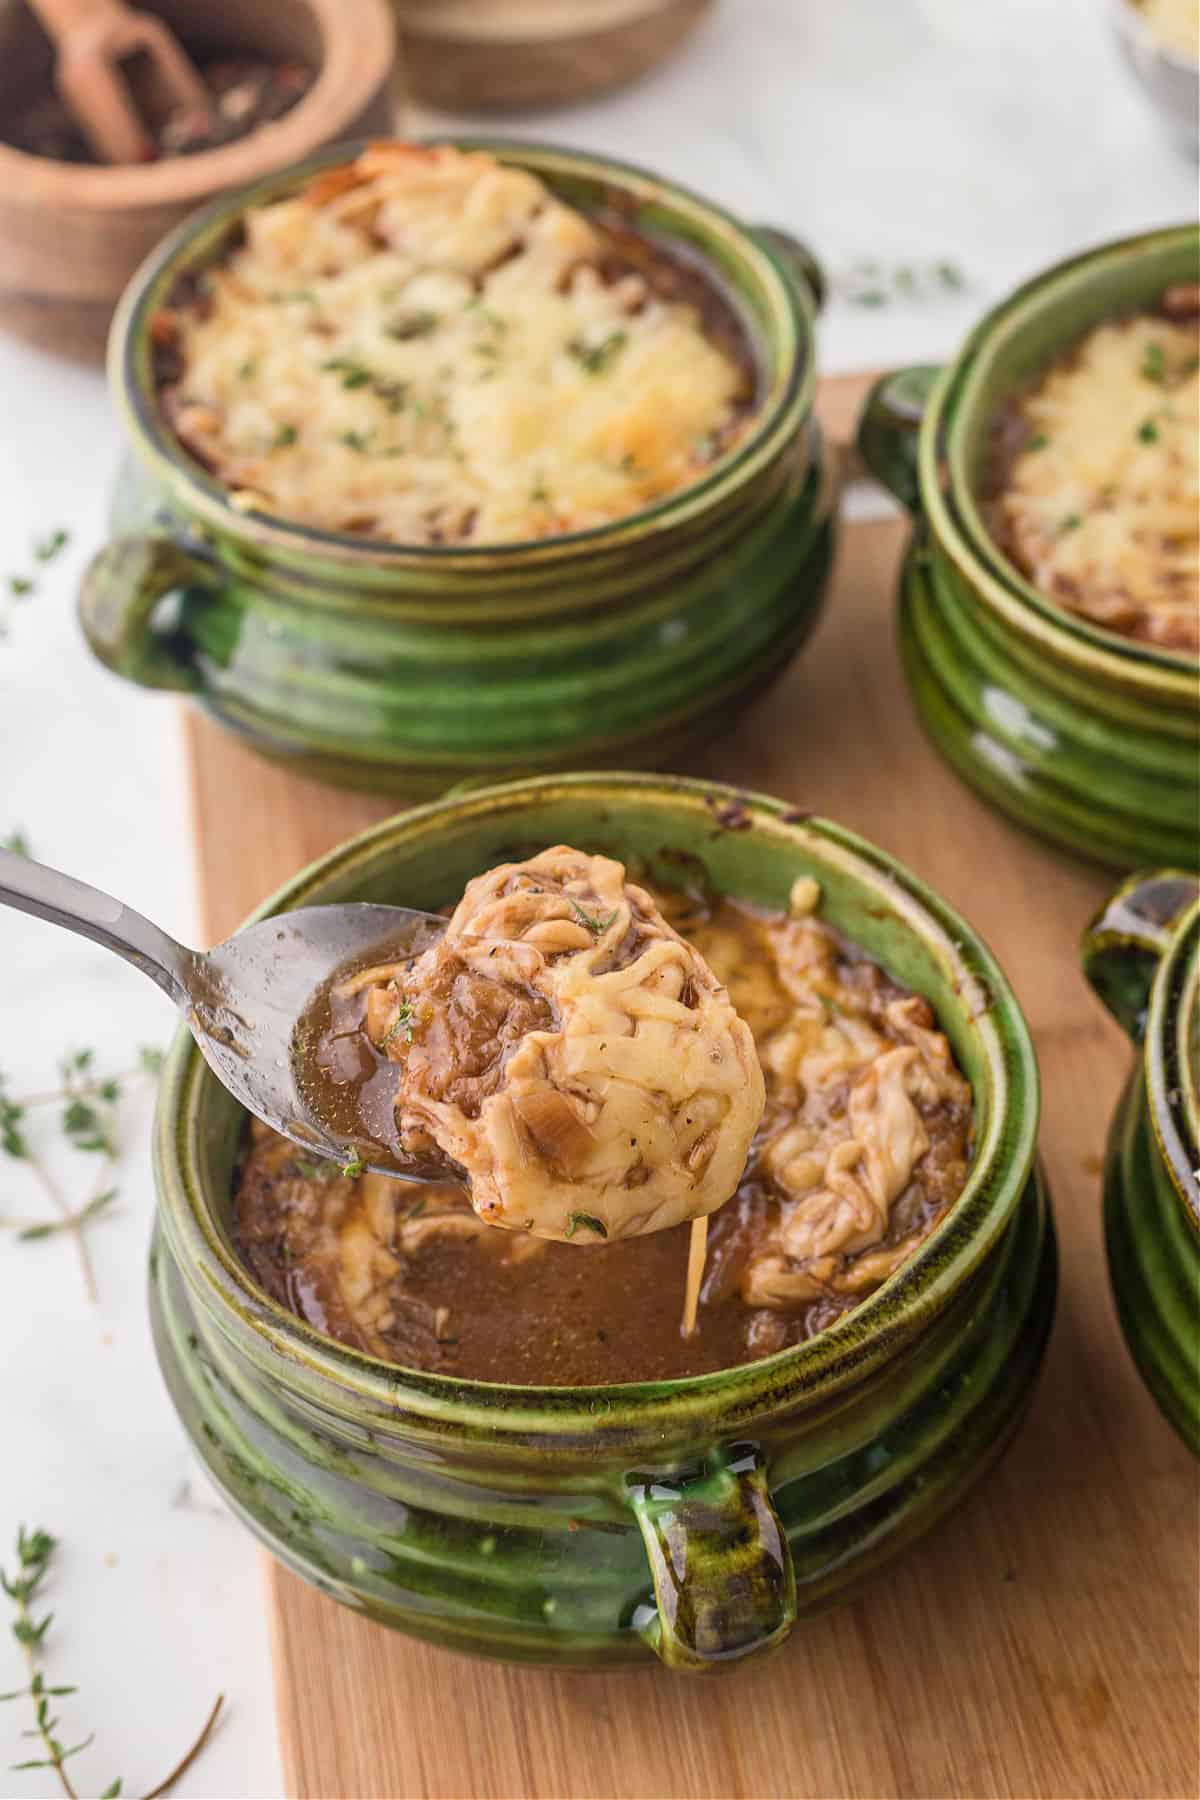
[
  {"xmin": 531, "ymin": 476, "xmax": 552, "ymax": 506},
  {"xmin": 466, "ymin": 300, "xmax": 507, "ymax": 332},
  {"xmin": 322, "ymin": 355, "xmax": 372, "ymax": 389},
  {"xmin": 237, "ymin": 356, "xmax": 258, "ymax": 380},
  {"xmin": 8, "ymin": 574, "xmax": 34, "ymax": 597},
  {"xmin": 564, "ymin": 1211, "xmax": 608, "ymax": 1240},
  {"xmin": 1141, "ymin": 342, "xmax": 1166, "ymax": 384},
  {"xmin": 33, "ymin": 528, "xmax": 69, "ymax": 563},
  {"xmin": 341, "ymin": 1154, "xmax": 365, "ymax": 1179},
  {"xmin": 272, "ymin": 424, "xmax": 298, "ymax": 450},
  {"xmin": 1136, "ymin": 417, "xmax": 1160, "ymax": 444},
  {"xmin": 1059, "ymin": 512, "xmax": 1082, "ymax": 532},
  {"xmin": 339, "ymin": 430, "xmax": 369, "ymax": 452},
  {"xmin": 1, "ymin": 828, "xmax": 30, "ymax": 856},
  {"xmin": 382, "ymin": 1003, "xmax": 415, "ymax": 1047},
  {"xmin": 1181, "ymin": 352, "xmax": 1200, "ymax": 376},
  {"xmin": 569, "ymin": 898, "xmax": 618, "ymax": 934},
  {"xmin": 1026, "ymin": 432, "xmax": 1050, "ymax": 451},
  {"xmin": 569, "ymin": 330, "xmax": 627, "ymax": 375}
]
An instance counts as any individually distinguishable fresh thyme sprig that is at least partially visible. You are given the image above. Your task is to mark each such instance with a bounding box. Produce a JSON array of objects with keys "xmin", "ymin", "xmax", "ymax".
[
  {"xmin": 0, "ymin": 1047, "xmax": 163, "ymax": 1302},
  {"xmin": 2, "ymin": 528, "xmax": 70, "ymax": 641},
  {"xmin": 1, "ymin": 1526, "xmax": 224, "ymax": 1799},
  {"xmin": 832, "ymin": 258, "xmax": 968, "ymax": 307}
]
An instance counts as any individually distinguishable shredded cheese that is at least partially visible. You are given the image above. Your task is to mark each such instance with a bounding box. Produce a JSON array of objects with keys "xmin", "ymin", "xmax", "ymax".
[
  {"xmin": 992, "ymin": 310, "xmax": 1199, "ymax": 654},
  {"xmin": 158, "ymin": 143, "xmax": 752, "ymax": 547}
]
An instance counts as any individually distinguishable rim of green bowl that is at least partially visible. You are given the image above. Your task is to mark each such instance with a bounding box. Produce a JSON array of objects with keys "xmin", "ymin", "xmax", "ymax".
[
  {"xmin": 109, "ymin": 138, "xmax": 813, "ymax": 573},
  {"xmin": 918, "ymin": 223, "xmax": 1200, "ymax": 691},
  {"xmin": 1148, "ymin": 896, "xmax": 1200, "ymax": 1230},
  {"xmin": 154, "ymin": 772, "xmax": 1042, "ymax": 1439}
]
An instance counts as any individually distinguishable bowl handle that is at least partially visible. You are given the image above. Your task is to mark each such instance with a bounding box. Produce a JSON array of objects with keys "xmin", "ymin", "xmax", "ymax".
[
  {"xmin": 626, "ymin": 1443, "xmax": 795, "ymax": 1670},
  {"xmin": 750, "ymin": 226, "xmax": 825, "ymax": 311},
  {"xmin": 1081, "ymin": 870, "xmax": 1200, "ymax": 1042},
  {"xmin": 78, "ymin": 534, "xmax": 217, "ymax": 692},
  {"xmin": 856, "ymin": 365, "xmax": 942, "ymax": 512}
]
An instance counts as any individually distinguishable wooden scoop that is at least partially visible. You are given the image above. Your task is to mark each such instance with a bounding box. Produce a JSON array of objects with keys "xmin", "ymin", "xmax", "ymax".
[{"xmin": 26, "ymin": 0, "xmax": 212, "ymax": 164}]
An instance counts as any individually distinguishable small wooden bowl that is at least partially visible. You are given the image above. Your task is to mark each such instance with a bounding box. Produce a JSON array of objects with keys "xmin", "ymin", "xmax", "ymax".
[
  {"xmin": 394, "ymin": 0, "xmax": 711, "ymax": 112},
  {"xmin": 0, "ymin": 0, "xmax": 399, "ymax": 362}
]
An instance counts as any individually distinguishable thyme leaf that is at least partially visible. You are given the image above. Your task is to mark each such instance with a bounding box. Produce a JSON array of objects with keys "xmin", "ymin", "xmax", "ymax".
[
  {"xmin": 568, "ymin": 898, "xmax": 618, "ymax": 934},
  {"xmin": 381, "ymin": 1003, "xmax": 415, "ymax": 1048},
  {"xmin": 564, "ymin": 1211, "xmax": 608, "ymax": 1240},
  {"xmin": 1, "ymin": 1526, "xmax": 224, "ymax": 1800},
  {"xmin": 0, "ymin": 1050, "xmax": 163, "ymax": 1302},
  {"xmin": 568, "ymin": 331, "xmax": 627, "ymax": 375},
  {"xmin": 33, "ymin": 529, "xmax": 70, "ymax": 564}
]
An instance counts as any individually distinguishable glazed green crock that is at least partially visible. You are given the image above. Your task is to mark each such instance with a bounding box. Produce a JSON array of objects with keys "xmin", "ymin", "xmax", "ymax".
[
  {"xmin": 149, "ymin": 773, "xmax": 1056, "ymax": 1670},
  {"xmin": 78, "ymin": 140, "xmax": 834, "ymax": 797},
  {"xmin": 857, "ymin": 225, "xmax": 1200, "ymax": 872},
  {"xmin": 1082, "ymin": 869, "xmax": 1200, "ymax": 1454}
]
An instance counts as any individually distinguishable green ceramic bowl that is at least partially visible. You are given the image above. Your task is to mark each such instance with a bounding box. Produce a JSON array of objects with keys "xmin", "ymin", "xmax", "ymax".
[
  {"xmin": 1082, "ymin": 869, "xmax": 1200, "ymax": 1454},
  {"xmin": 149, "ymin": 772, "xmax": 1055, "ymax": 1670},
  {"xmin": 857, "ymin": 225, "xmax": 1200, "ymax": 872},
  {"xmin": 78, "ymin": 140, "xmax": 834, "ymax": 797}
]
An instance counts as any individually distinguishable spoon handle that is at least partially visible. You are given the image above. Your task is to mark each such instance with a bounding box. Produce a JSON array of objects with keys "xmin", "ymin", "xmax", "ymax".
[{"xmin": 0, "ymin": 849, "xmax": 194, "ymax": 1004}]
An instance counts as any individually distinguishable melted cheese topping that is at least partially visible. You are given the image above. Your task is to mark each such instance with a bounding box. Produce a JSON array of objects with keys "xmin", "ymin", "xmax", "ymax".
[
  {"xmin": 680, "ymin": 877, "xmax": 972, "ymax": 1309},
  {"xmin": 355, "ymin": 848, "xmax": 766, "ymax": 1243},
  {"xmin": 157, "ymin": 143, "xmax": 752, "ymax": 546},
  {"xmin": 233, "ymin": 873, "xmax": 972, "ymax": 1372},
  {"xmin": 1135, "ymin": 0, "xmax": 1198, "ymax": 58},
  {"xmin": 992, "ymin": 310, "xmax": 1199, "ymax": 654}
]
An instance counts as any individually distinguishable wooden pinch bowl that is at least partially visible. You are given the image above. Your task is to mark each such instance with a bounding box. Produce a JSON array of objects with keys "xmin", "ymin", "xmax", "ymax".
[
  {"xmin": 394, "ymin": 0, "xmax": 712, "ymax": 112},
  {"xmin": 0, "ymin": 0, "xmax": 399, "ymax": 362}
]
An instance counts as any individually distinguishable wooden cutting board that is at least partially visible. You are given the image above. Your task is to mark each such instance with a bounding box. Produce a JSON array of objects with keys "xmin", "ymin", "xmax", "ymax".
[{"xmin": 182, "ymin": 373, "xmax": 1198, "ymax": 1800}]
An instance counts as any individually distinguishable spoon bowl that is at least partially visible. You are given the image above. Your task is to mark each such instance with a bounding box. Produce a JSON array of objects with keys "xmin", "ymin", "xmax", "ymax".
[{"xmin": 0, "ymin": 847, "xmax": 445, "ymax": 1180}]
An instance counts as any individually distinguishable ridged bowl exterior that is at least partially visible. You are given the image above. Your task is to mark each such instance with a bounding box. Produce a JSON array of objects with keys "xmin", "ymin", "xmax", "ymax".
[
  {"xmin": 1088, "ymin": 885, "xmax": 1200, "ymax": 1453},
  {"xmin": 86, "ymin": 142, "xmax": 836, "ymax": 797},
  {"xmin": 148, "ymin": 774, "xmax": 1056, "ymax": 1667},
  {"xmin": 861, "ymin": 226, "xmax": 1200, "ymax": 873}
]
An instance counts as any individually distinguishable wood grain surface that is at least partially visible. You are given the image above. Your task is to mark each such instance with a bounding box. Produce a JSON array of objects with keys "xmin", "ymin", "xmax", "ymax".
[{"xmin": 182, "ymin": 380, "xmax": 1199, "ymax": 1800}]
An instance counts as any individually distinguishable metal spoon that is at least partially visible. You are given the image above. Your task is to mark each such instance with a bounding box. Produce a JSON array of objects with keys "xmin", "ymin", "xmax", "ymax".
[{"xmin": 0, "ymin": 848, "xmax": 447, "ymax": 1182}]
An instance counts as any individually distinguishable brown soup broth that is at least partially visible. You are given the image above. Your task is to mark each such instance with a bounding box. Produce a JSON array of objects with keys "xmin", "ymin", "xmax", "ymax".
[{"xmin": 234, "ymin": 883, "xmax": 974, "ymax": 1386}]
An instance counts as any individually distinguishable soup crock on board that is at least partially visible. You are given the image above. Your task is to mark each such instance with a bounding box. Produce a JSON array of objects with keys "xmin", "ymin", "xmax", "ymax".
[
  {"xmin": 1083, "ymin": 868, "xmax": 1200, "ymax": 1455},
  {"xmin": 150, "ymin": 773, "xmax": 1055, "ymax": 1670},
  {"xmin": 857, "ymin": 224, "xmax": 1199, "ymax": 874},
  {"xmin": 80, "ymin": 140, "xmax": 835, "ymax": 797}
]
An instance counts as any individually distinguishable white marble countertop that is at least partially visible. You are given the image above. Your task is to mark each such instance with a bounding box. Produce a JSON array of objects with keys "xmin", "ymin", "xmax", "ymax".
[{"xmin": 0, "ymin": 3, "xmax": 1193, "ymax": 1795}]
